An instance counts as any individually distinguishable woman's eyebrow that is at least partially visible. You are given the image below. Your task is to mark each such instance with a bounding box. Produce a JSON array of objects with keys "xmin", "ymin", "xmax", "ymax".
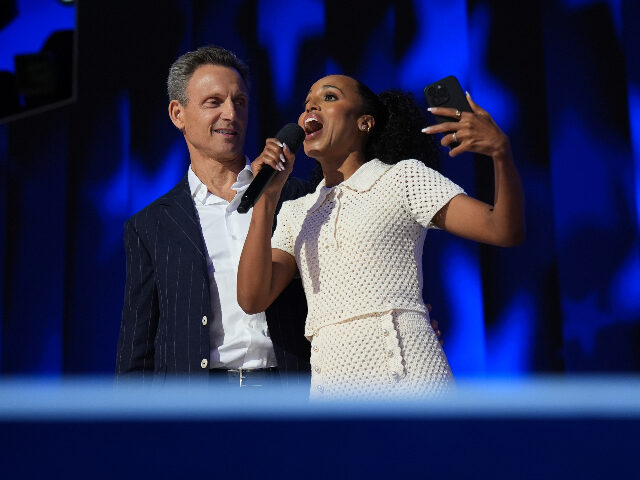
[
  {"xmin": 307, "ymin": 84, "xmax": 345, "ymax": 95},
  {"xmin": 321, "ymin": 84, "xmax": 344, "ymax": 94}
]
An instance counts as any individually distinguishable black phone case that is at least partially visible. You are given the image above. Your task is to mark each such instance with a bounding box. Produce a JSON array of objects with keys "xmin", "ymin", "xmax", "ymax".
[{"xmin": 424, "ymin": 76, "xmax": 472, "ymax": 148}]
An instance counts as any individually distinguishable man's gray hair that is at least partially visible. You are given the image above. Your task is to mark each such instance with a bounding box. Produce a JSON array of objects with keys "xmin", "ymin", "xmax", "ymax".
[{"xmin": 167, "ymin": 45, "xmax": 250, "ymax": 105}]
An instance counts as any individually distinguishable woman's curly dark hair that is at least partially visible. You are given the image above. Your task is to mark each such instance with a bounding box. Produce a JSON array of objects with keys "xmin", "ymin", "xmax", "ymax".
[
  {"xmin": 307, "ymin": 80, "xmax": 439, "ymax": 187},
  {"xmin": 360, "ymin": 85, "xmax": 439, "ymax": 169}
]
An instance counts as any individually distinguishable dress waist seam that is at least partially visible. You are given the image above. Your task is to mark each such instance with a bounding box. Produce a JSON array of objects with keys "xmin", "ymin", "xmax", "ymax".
[{"xmin": 305, "ymin": 306, "xmax": 428, "ymax": 337}]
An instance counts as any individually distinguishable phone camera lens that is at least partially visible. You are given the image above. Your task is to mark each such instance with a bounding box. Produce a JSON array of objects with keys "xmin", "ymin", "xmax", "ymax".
[{"xmin": 431, "ymin": 84, "xmax": 449, "ymax": 106}]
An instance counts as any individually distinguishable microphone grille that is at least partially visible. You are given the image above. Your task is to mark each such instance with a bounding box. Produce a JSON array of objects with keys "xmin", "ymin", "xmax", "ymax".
[{"xmin": 275, "ymin": 123, "xmax": 305, "ymax": 153}]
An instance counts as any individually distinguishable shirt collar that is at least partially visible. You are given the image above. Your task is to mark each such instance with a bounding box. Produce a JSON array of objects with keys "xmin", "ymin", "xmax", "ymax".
[
  {"xmin": 341, "ymin": 158, "xmax": 392, "ymax": 192},
  {"xmin": 188, "ymin": 157, "xmax": 253, "ymax": 205},
  {"xmin": 304, "ymin": 159, "xmax": 392, "ymax": 212}
]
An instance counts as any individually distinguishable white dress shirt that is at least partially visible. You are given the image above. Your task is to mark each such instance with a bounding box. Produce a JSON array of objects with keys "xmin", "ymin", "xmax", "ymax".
[{"xmin": 188, "ymin": 165, "xmax": 277, "ymax": 369}]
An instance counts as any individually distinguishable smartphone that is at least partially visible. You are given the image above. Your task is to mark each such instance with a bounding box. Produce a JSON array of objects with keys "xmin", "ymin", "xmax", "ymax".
[{"xmin": 423, "ymin": 75, "xmax": 471, "ymax": 147}]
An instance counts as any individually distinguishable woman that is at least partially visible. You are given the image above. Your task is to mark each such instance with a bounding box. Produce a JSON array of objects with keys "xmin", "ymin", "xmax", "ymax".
[{"xmin": 237, "ymin": 75, "xmax": 524, "ymax": 399}]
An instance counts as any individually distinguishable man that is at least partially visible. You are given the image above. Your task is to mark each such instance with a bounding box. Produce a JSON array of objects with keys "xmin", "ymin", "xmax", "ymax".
[{"xmin": 116, "ymin": 46, "xmax": 311, "ymax": 385}]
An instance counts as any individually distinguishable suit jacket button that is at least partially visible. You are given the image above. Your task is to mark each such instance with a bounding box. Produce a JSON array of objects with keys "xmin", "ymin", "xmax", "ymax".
[
  {"xmin": 202, "ymin": 315, "xmax": 208, "ymax": 326},
  {"xmin": 201, "ymin": 359, "xmax": 208, "ymax": 368}
]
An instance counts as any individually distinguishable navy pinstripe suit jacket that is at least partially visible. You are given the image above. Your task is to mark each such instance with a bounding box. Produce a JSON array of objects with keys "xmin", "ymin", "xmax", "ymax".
[{"xmin": 116, "ymin": 174, "xmax": 312, "ymax": 381}]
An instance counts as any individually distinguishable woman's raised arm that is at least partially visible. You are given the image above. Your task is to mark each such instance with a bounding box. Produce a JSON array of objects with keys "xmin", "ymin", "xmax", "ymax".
[
  {"xmin": 237, "ymin": 140, "xmax": 298, "ymax": 313},
  {"xmin": 425, "ymin": 93, "xmax": 525, "ymax": 247}
]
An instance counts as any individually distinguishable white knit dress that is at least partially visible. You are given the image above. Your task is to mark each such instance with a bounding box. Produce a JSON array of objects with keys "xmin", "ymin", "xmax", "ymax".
[{"xmin": 272, "ymin": 159, "xmax": 465, "ymax": 399}]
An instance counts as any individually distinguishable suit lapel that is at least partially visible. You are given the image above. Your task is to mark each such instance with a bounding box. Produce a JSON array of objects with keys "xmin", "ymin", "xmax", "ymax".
[{"xmin": 159, "ymin": 175, "xmax": 208, "ymax": 260}]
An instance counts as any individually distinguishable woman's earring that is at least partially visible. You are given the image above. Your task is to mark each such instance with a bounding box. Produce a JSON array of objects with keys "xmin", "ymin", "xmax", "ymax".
[{"xmin": 361, "ymin": 125, "xmax": 368, "ymax": 131}]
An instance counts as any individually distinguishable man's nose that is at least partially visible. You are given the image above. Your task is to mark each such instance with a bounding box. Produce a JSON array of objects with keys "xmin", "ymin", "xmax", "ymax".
[{"xmin": 220, "ymin": 98, "xmax": 236, "ymax": 119}]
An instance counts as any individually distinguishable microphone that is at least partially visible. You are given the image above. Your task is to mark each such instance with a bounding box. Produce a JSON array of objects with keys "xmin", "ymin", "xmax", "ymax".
[{"xmin": 237, "ymin": 123, "xmax": 305, "ymax": 214}]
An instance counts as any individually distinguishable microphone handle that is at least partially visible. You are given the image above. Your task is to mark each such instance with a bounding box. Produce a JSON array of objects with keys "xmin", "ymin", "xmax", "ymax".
[{"xmin": 237, "ymin": 165, "xmax": 277, "ymax": 214}]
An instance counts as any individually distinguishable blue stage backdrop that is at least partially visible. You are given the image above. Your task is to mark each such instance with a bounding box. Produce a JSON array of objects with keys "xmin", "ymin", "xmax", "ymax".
[{"xmin": 0, "ymin": 0, "xmax": 639, "ymax": 375}]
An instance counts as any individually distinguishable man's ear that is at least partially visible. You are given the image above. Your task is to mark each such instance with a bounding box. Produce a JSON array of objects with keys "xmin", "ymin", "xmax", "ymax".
[{"xmin": 169, "ymin": 100, "xmax": 185, "ymax": 131}]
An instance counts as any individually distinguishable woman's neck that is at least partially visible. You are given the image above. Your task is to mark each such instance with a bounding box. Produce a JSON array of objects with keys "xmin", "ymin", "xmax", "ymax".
[{"xmin": 321, "ymin": 150, "xmax": 367, "ymax": 187}]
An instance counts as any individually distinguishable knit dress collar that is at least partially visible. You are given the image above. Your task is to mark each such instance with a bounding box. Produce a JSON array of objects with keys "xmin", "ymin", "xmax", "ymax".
[{"xmin": 304, "ymin": 159, "xmax": 393, "ymax": 213}]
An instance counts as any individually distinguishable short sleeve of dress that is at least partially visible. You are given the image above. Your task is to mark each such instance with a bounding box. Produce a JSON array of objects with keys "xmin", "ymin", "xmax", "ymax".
[
  {"xmin": 271, "ymin": 200, "xmax": 295, "ymax": 256},
  {"xmin": 401, "ymin": 159, "xmax": 466, "ymax": 229}
]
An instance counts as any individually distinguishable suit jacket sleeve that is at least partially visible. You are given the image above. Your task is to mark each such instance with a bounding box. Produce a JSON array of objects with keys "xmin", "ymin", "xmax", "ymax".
[{"xmin": 116, "ymin": 216, "xmax": 159, "ymax": 377}]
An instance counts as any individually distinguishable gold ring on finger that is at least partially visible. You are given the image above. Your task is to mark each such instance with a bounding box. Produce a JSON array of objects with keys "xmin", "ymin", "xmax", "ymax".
[{"xmin": 455, "ymin": 109, "xmax": 462, "ymax": 119}]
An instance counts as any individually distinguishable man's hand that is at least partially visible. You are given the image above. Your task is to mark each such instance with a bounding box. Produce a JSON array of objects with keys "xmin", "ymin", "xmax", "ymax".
[{"xmin": 426, "ymin": 303, "xmax": 444, "ymax": 346}]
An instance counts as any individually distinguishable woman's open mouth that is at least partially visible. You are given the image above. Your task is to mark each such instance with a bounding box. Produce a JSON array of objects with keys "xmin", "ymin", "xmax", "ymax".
[{"xmin": 303, "ymin": 115, "xmax": 323, "ymax": 140}]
